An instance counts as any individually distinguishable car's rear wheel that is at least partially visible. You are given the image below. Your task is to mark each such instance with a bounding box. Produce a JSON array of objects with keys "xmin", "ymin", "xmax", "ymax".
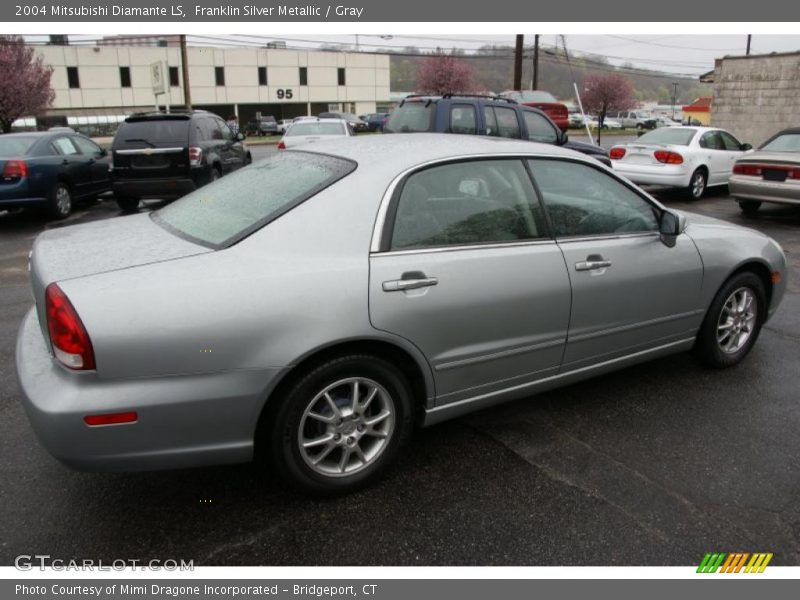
[
  {"xmin": 116, "ymin": 196, "xmax": 140, "ymax": 213},
  {"xmin": 48, "ymin": 181, "xmax": 72, "ymax": 219},
  {"xmin": 269, "ymin": 355, "xmax": 414, "ymax": 495},
  {"xmin": 739, "ymin": 200, "xmax": 762, "ymax": 214},
  {"xmin": 695, "ymin": 271, "xmax": 766, "ymax": 368},
  {"xmin": 688, "ymin": 168, "xmax": 707, "ymax": 200}
]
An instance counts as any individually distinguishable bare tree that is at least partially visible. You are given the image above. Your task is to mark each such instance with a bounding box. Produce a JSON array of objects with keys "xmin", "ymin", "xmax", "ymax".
[{"xmin": 0, "ymin": 36, "xmax": 55, "ymax": 133}]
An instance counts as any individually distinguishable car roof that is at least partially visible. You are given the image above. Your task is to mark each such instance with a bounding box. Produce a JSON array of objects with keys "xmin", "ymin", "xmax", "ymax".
[{"xmin": 290, "ymin": 133, "xmax": 588, "ymax": 172}]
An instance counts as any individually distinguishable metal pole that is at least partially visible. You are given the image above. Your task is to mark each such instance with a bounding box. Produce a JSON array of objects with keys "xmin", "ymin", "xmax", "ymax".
[
  {"xmin": 671, "ymin": 82, "xmax": 679, "ymax": 120},
  {"xmin": 532, "ymin": 34, "xmax": 539, "ymax": 91},
  {"xmin": 746, "ymin": 35, "xmax": 752, "ymax": 56},
  {"xmin": 513, "ymin": 35, "xmax": 524, "ymax": 91},
  {"xmin": 180, "ymin": 34, "xmax": 192, "ymax": 110}
]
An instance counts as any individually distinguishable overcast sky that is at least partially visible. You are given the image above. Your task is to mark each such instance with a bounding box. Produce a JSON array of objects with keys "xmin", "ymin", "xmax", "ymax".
[{"xmin": 26, "ymin": 34, "xmax": 800, "ymax": 76}]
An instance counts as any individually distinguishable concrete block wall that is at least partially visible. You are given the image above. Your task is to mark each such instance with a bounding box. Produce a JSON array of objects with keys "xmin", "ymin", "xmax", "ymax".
[{"xmin": 711, "ymin": 53, "xmax": 800, "ymax": 146}]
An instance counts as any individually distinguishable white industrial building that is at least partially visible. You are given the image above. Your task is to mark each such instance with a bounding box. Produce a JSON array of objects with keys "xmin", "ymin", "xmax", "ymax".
[{"xmin": 26, "ymin": 42, "xmax": 391, "ymax": 133}]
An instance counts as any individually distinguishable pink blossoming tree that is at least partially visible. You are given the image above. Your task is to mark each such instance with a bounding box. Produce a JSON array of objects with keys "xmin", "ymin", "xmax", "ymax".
[{"xmin": 0, "ymin": 36, "xmax": 55, "ymax": 133}]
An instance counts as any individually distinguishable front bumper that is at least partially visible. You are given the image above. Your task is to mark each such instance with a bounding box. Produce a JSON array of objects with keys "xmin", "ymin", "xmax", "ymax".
[
  {"xmin": 611, "ymin": 163, "xmax": 691, "ymax": 187},
  {"xmin": 729, "ymin": 175, "xmax": 800, "ymax": 205},
  {"xmin": 16, "ymin": 308, "xmax": 284, "ymax": 471}
]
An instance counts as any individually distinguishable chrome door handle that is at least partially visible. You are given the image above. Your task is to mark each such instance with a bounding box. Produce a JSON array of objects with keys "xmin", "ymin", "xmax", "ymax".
[
  {"xmin": 575, "ymin": 260, "xmax": 612, "ymax": 271},
  {"xmin": 382, "ymin": 277, "xmax": 438, "ymax": 292}
]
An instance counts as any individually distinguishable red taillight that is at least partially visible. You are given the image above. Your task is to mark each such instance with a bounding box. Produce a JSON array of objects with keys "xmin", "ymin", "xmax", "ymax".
[
  {"xmin": 2, "ymin": 159, "xmax": 29, "ymax": 179},
  {"xmin": 609, "ymin": 147, "xmax": 626, "ymax": 160},
  {"xmin": 84, "ymin": 412, "xmax": 138, "ymax": 427},
  {"xmin": 188, "ymin": 146, "xmax": 203, "ymax": 167},
  {"xmin": 733, "ymin": 163, "xmax": 800, "ymax": 179},
  {"xmin": 45, "ymin": 283, "xmax": 95, "ymax": 371},
  {"xmin": 277, "ymin": 141, "xmax": 286, "ymax": 150},
  {"xmin": 654, "ymin": 150, "xmax": 684, "ymax": 164}
]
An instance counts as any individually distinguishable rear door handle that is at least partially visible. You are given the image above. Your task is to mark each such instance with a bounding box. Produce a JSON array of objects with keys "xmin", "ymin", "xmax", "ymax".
[
  {"xmin": 575, "ymin": 256, "xmax": 612, "ymax": 271},
  {"xmin": 382, "ymin": 273, "xmax": 438, "ymax": 292}
]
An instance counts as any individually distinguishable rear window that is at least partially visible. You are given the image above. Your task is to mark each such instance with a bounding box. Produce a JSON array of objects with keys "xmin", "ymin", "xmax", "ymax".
[
  {"xmin": 152, "ymin": 151, "xmax": 356, "ymax": 248},
  {"xmin": 384, "ymin": 102, "xmax": 435, "ymax": 133},
  {"xmin": 0, "ymin": 137, "xmax": 38, "ymax": 157},
  {"xmin": 287, "ymin": 122, "xmax": 346, "ymax": 136},
  {"xmin": 761, "ymin": 133, "xmax": 800, "ymax": 152},
  {"xmin": 636, "ymin": 128, "xmax": 697, "ymax": 146},
  {"xmin": 116, "ymin": 118, "xmax": 190, "ymax": 146},
  {"xmin": 512, "ymin": 91, "xmax": 558, "ymax": 103}
]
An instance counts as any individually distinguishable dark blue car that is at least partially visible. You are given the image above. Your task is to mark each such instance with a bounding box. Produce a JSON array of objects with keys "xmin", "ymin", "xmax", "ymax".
[{"xmin": 0, "ymin": 130, "xmax": 111, "ymax": 219}]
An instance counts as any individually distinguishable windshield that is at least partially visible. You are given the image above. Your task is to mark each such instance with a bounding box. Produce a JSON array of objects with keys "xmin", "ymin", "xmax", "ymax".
[
  {"xmin": 116, "ymin": 119, "xmax": 190, "ymax": 145},
  {"xmin": 287, "ymin": 122, "xmax": 346, "ymax": 136},
  {"xmin": 153, "ymin": 152, "xmax": 356, "ymax": 248},
  {"xmin": 0, "ymin": 137, "xmax": 38, "ymax": 157},
  {"xmin": 384, "ymin": 102, "xmax": 435, "ymax": 133},
  {"xmin": 761, "ymin": 133, "xmax": 800, "ymax": 152},
  {"xmin": 636, "ymin": 128, "xmax": 697, "ymax": 146}
]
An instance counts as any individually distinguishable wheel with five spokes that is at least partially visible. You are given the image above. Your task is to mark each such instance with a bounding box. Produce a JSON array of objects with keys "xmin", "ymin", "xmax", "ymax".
[
  {"xmin": 270, "ymin": 355, "xmax": 414, "ymax": 494},
  {"xmin": 696, "ymin": 271, "xmax": 766, "ymax": 368}
]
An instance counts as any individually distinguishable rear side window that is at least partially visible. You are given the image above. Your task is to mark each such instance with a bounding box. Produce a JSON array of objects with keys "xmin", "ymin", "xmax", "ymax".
[
  {"xmin": 383, "ymin": 102, "xmax": 434, "ymax": 133},
  {"xmin": 389, "ymin": 159, "xmax": 548, "ymax": 250},
  {"xmin": 493, "ymin": 107, "xmax": 521, "ymax": 139},
  {"xmin": 449, "ymin": 105, "xmax": 477, "ymax": 135},
  {"xmin": 116, "ymin": 119, "xmax": 190, "ymax": 146},
  {"xmin": 153, "ymin": 151, "xmax": 356, "ymax": 248}
]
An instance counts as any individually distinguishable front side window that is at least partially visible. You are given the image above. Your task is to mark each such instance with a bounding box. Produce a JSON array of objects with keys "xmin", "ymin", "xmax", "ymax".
[
  {"xmin": 389, "ymin": 159, "xmax": 548, "ymax": 250},
  {"xmin": 523, "ymin": 110, "xmax": 559, "ymax": 144},
  {"xmin": 719, "ymin": 130, "xmax": 742, "ymax": 151},
  {"xmin": 52, "ymin": 137, "xmax": 79, "ymax": 156},
  {"xmin": 528, "ymin": 159, "xmax": 659, "ymax": 237},
  {"xmin": 449, "ymin": 105, "xmax": 477, "ymax": 135},
  {"xmin": 154, "ymin": 151, "xmax": 356, "ymax": 248},
  {"xmin": 72, "ymin": 136, "xmax": 103, "ymax": 156}
]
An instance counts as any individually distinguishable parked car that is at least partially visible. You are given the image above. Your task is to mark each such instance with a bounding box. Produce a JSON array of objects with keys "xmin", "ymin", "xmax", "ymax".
[
  {"xmin": 318, "ymin": 112, "xmax": 369, "ymax": 133},
  {"xmin": 17, "ymin": 134, "xmax": 786, "ymax": 494},
  {"xmin": 729, "ymin": 127, "xmax": 800, "ymax": 214},
  {"xmin": 383, "ymin": 94, "xmax": 611, "ymax": 166},
  {"xmin": 584, "ymin": 116, "xmax": 623, "ymax": 130},
  {"xmin": 244, "ymin": 116, "xmax": 279, "ymax": 137},
  {"xmin": 110, "ymin": 110, "xmax": 251, "ymax": 212},
  {"xmin": 609, "ymin": 126, "xmax": 752, "ymax": 199},
  {"xmin": 277, "ymin": 118, "xmax": 354, "ymax": 149},
  {"xmin": 502, "ymin": 90, "xmax": 569, "ymax": 132},
  {"xmin": 0, "ymin": 131, "xmax": 110, "ymax": 219},
  {"xmin": 364, "ymin": 113, "xmax": 390, "ymax": 132},
  {"xmin": 615, "ymin": 110, "xmax": 654, "ymax": 130},
  {"xmin": 276, "ymin": 119, "xmax": 294, "ymax": 134},
  {"xmin": 651, "ymin": 115, "xmax": 680, "ymax": 128}
]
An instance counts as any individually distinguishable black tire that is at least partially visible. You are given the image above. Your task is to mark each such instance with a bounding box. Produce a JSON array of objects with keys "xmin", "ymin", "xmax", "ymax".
[
  {"xmin": 116, "ymin": 196, "xmax": 140, "ymax": 213},
  {"xmin": 269, "ymin": 354, "xmax": 414, "ymax": 495},
  {"xmin": 695, "ymin": 271, "xmax": 766, "ymax": 368},
  {"xmin": 47, "ymin": 181, "xmax": 72, "ymax": 220},
  {"xmin": 739, "ymin": 200, "xmax": 762, "ymax": 214},
  {"xmin": 245, "ymin": 152, "xmax": 252, "ymax": 166},
  {"xmin": 636, "ymin": 123, "xmax": 644, "ymax": 132},
  {"xmin": 209, "ymin": 165, "xmax": 221, "ymax": 183},
  {"xmin": 687, "ymin": 168, "xmax": 707, "ymax": 200}
]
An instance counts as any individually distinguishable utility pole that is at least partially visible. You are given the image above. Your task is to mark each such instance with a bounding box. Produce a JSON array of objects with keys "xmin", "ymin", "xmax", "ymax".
[
  {"xmin": 746, "ymin": 34, "xmax": 752, "ymax": 56},
  {"xmin": 531, "ymin": 34, "xmax": 540, "ymax": 91},
  {"xmin": 513, "ymin": 34, "xmax": 524, "ymax": 91},
  {"xmin": 671, "ymin": 82, "xmax": 679, "ymax": 120},
  {"xmin": 180, "ymin": 35, "xmax": 192, "ymax": 111}
]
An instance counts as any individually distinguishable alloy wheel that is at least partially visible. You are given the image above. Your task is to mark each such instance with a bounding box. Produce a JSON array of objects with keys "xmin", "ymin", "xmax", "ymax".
[{"xmin": 716, "ymin": 287, "xmax": 757, "ymax": 354}]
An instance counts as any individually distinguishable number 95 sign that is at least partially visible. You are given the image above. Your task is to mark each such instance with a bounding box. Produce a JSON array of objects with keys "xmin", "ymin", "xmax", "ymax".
[{"xmin": 276, "ymin": 89, "xmax": 294, "ymax": 100}]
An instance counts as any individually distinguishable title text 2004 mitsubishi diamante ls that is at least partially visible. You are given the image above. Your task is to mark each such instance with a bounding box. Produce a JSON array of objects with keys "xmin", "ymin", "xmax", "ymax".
[{"xmin": 16, "ymin": 135, "xmax": 787, "ymax": 494}]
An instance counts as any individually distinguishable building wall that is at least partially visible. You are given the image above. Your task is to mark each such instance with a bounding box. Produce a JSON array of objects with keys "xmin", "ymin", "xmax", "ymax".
[
  {"xmin": 711, "ymin": 53, "xmax": 800, "ymax": 146},
  {"xmin": 33, "ymin": 45, "xmax": 390, "ymax": 118},
  {"xmin": 683, "ymin": 110, "xmax": 710, "ymax": 126}
]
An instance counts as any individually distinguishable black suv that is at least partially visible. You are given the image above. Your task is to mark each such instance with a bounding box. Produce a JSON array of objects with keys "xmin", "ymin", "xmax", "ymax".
[
  {"xmin": 244, "ymin": 116, "xmax": 279, "ymax": 136},
  {"xmin": 110, "ymin": 110, "xmax": 251, "ymax": 212},
  {"xmin": 383, "ymin": 95, "xmax": 611, "ymax": 167}
]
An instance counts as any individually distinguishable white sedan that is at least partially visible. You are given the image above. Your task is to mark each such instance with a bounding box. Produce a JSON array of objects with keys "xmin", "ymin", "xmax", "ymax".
[
  {"xmin": 610, "ymin": 126, "xmax": 752, "ymax": 199},
  {"xmin": 277, "ymin": 118, "xmax": 354, "ymax": 150}
]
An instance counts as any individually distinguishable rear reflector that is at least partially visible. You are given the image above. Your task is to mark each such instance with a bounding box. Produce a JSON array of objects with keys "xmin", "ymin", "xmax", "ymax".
[
  {"xmin": 2, "ymin": 159, "xmax": 29, "ymax": 180},
  {"xmin": 771, "ymin": 272, "xmax": 782, "ymax": 284},
  {"xmin": 45, "ymin": 283, "xmax": 96, "ymax": 371},
  {"xmin": 84, "ymin": 412, "xmax": 138, "ymax": 426},
  {"xmin": 609, "ymin": 147, "xmax": 626, "ymax": 160},
  {"xmin": 654, "ymin": 150, "xmax": 684, "ymax": 164}
]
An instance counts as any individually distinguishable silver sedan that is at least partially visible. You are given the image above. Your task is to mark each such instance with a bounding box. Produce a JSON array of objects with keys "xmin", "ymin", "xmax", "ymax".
[{"xmin": 16, "ymin": 134, "xmax": 787, "ymax": 494}]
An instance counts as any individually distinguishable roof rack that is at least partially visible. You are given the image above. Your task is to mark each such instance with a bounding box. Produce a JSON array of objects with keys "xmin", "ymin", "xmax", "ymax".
[{"xmin": 442, "ymin": 93, "xmax": 518, "ymax": 104}]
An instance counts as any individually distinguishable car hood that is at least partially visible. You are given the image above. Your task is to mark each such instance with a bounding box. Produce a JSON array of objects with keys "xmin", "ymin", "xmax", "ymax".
[
  {"xmin": 736, "ymin": 150, "xmax": 800, "ymax": 165},
  {"xmin": 675, "ymin": 209, "xmax": 766, "ymax": 237},
  {"xmin": 564, "ymin": 139, "xmax": 608, "ymax": 156}
]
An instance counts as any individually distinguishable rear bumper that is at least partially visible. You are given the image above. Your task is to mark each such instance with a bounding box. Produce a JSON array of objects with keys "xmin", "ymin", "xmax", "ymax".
[
  {"xmin": 611, "ymin": 163, "xmax": 691, "ymax": 187},
  {"xmin": 729, "ymin": 175, "xmax": 800, "ymax": 205},
  {"xmin": 0, "ymin": 179, "xmax": 47, "ymax": 207},
  {"xmin": 0, "ymin": 196, "xmax": 48, "ymax": 208},
  {"xmin": 112, "ymin": 177, "xmax": 198, "ymax": 200},
  {"xmin": 16, "ymin": 308, "xmax": 285, "ymax": 472}
]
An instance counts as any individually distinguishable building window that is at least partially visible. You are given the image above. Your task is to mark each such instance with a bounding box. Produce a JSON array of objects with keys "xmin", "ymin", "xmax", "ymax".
[
  {"xmin": 337, "ymin": 68, "xmax": 346, "ymax": 86},
  {"xmin": 119, "ymin": 66, "xmax": 131, "ymax": 88},
  {"xmin": 169, "ymin": 66, "xmax": 179, "ymax": 87},
  {"xmin": 215, "ymin": 66, "xmax": 225, "ymax": 87},
  {"xmin": 258, "ymin": 66, "xmax": 267, "ymax": 86},
  {"xmin": 299, "ymin": 67, "xmax": 307, "ymax": 86},
  {"xmin": 67, "ymin": 66, "xmax": 80, "ymax": 89}
]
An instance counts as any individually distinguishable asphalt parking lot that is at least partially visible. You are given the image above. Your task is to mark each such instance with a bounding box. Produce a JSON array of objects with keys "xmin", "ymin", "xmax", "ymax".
[{"xmin": 1, "ymin": 163, "xmax": 799, "ymax": 566}]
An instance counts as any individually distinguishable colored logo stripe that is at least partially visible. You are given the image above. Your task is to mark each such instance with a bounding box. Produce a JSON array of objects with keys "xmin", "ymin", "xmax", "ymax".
[{"xmin": 697, "ymin": 552, "xmax": 773, "ymax": 573}]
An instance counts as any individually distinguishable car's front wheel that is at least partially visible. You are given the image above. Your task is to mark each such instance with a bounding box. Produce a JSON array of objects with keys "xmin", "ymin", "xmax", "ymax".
[
  {"xmin": 739, "ymin": 200, "xmax": 762, "ymax": 214},
  {"xmin": 695, "ymin": 271, "xmax": 766, "ymax": 368},
  {"xmin": 269, "ymin": 355, "xmax": 414, "ymax": 494}
]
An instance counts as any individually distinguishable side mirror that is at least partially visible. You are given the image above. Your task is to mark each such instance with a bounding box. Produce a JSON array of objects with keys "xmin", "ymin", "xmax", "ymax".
[
  {"xmin": 97, "ymin": 148, "xmax": 108, "ymax": 157},
  {"xmin": 659, "ymin": 210, "xmax": 681, "ymax": 248},
  {"xmin": 559, "ymin": 131, "xmax": 569, "ymax": 145},
  {"xmin": 740, "ymin": 143, "xmax": 752, "ymax": 151},
  {"xmin": 236, "ymin": 132, "xmax": 245, "ymax": 141}
]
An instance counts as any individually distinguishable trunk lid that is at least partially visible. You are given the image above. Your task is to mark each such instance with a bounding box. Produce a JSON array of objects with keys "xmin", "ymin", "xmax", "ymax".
[{"xmin": 617, "ymin": 143, "xmax": 674, "ymax": 166}]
